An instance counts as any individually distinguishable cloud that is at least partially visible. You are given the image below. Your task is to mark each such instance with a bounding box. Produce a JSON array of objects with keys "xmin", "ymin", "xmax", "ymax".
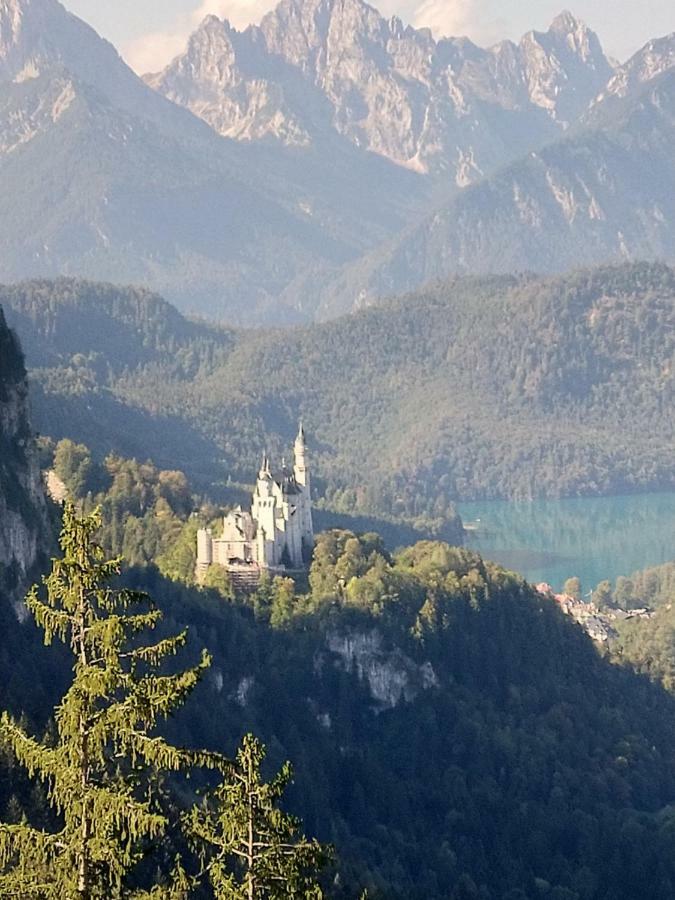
[
  {"xmin": 378, "ymin": 0, "xmax": 473, "ymax": 35},
  {"xmin": 123, "ymin": 0, "xmax": 277, "ymax": 74},
  {"xmin": 124, "ymin": 30, "xmax": 191, "ymax": 75},
  {"xmin": 191, "ymin": 0, "xmax": 278, "ymax": 30},
  {"xmin": 380, "ymin": 0, "xmax": 507, "ymax": 45},
  {"xmin": 123, "ymin": 0, "xmax": 503, "ymax": 75}
]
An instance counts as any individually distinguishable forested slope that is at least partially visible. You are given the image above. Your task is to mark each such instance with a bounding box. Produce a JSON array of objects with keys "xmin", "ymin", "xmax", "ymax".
[
  {"xmin": 6, "ymin": 530, "xmax": 675, "ymax": 898},
  {"xmin": 3, "ymin": 263, "xmax": 673, "ymax": 515}
]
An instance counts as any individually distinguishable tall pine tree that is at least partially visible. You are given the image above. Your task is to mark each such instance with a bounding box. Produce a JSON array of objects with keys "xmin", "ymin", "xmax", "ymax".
[
  {"xmin": 0, "ymin": 502, "xmax": 214, "ymax": 899},
  {"xmin": 188, "ymin": 734, "xmax": 331, "ymax": 899}
]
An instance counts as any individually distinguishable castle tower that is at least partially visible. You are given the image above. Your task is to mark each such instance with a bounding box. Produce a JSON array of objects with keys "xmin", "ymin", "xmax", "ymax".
[
  {"xmin": 293, "ymin": 422, "xmax": 314, "ymax": 561},
  {"xmin": 196, "ymin": 527, "xmax": 213, "ymax": 570},
  {"xmin": 293, "ymin": 423, "xmax": 309, "ymax": 489}
]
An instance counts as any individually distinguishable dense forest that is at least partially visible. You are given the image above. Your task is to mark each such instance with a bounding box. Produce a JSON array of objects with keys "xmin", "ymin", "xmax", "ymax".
[
  {"xmin": 604, "ymin": 561, "xmax": 675, "ymax": 691},
  {"xmin": 4, "ymin": 301, "xmax": 675, "ymax": 896},
  {"xmin": 4, "ymin": 499, "xmax": 675, "ymax": 896},
  {"xmin": 1, "ymin": 262, "xmax": 673, "ymax": 519}
]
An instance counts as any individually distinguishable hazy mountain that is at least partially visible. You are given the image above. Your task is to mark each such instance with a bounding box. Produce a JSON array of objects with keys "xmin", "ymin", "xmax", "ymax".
[
  {"xmin": 148, "ymin": 2, "xmax": 612, "ymax": 184},
  {"xmin": 0, "ymin": 0, "xmax": 429, "ymax": 323},
  {"xmin": 317, "ymin": 41, "xmax": 675, "ymax": 317},
  {"xmin": 1, "ymin": 0, "xmax": 675, "ymax": 325},
  {"xmin": 595, "ymin": 31, "xmax": 675, "ymax": 104},
  {"xmin": 0, "ymin": 0, "xmax": 212, "ymax": 139}
]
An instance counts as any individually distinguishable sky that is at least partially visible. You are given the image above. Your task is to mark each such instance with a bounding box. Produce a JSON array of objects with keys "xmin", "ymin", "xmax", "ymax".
[{"xmin": 62, "ymin": 0, "xmax": 675, "ymax": 74}]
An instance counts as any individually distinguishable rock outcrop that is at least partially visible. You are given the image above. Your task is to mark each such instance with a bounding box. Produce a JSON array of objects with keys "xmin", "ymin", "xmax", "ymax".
[
  {"xmin": 327, "ymin": 628, "xmax": 438, "ymax": 709},
  {"xmin": 0, "ymin": 304, "xmax": 48, "ymax": 609}
]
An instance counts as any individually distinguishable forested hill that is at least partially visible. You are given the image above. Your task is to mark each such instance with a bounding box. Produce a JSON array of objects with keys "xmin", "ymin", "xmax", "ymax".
[
  {"xmin": 7, "ymin": 529, "xmax": 675, "ymax": 898},
  {"xmin": 2, "ymin": 262, "xmax": 674, "ymax": 515},
  {"xmin": 2, "ymin": 279, "xmax": 235, "ymax": 370}
]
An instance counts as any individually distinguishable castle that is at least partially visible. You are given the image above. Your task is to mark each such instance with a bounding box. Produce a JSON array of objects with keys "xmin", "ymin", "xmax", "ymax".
[{"xmin": 196, "ymin": 425, "xmax": 314, "ymax": 581}]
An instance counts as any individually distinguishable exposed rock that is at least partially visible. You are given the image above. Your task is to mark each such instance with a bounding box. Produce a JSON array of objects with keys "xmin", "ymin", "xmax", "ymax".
[
  {"xmin": 0, "ymin": 0, "xmax": 430, "ymax": 325},
  {"xmin": 0, "ymin": 304, "xmax": 48, "ymax": 611},
  {"xmin": 232, "ymin": 674, "xmax": 255, "ymax": 707},
  {"xmin": 316, "ymin": 65, "xmax": 675, "ymax": 317},
  {"xmin": 327, "ymin": 628, "xmax": 438, "ymax": 709},
  {"xmin": 595, "ymin": 32, "xmax": 675, "ymax": 104},
  {"xmin": 148, "ymin": 0, "xmax": 614, "ymax": 182}
]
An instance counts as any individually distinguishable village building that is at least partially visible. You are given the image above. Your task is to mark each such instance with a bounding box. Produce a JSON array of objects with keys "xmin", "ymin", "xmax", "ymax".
[{"xmin": 196, "ymin": 425, "xmax": 313, "ymax": 582}]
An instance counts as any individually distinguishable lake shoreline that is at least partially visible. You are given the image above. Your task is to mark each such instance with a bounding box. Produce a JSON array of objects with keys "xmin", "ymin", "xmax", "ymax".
[{"xmin": 458, "ymin": 491, "xmax": 675, "ymax": 591}]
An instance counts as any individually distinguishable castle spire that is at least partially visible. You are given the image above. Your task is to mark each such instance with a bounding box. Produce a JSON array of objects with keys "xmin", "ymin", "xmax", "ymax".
[
  {"xmin": 259, "ymin": 452, "xmax": 270, "ymax": 477},
  {"xmin": 293, "ymin": 421, "xmax": 309, "ymax": 489}
]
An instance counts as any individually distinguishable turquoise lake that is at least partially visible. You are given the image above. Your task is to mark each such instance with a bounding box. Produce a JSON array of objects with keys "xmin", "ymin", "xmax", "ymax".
[{"xmin": 458, "ymin": 492, "xmax": 675, "ymax": 592}]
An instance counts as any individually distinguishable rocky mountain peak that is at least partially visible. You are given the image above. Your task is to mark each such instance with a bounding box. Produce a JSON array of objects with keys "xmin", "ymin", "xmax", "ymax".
[
  {"xmin": 518, "ymin": 11, "xmax": 613, "ymax": 123},
  {"xmin": 260, "ymin": 0, "xmax": 391, "ymax": 68},
  {"xmin": 183, "ymin": 14, "xmax": 238, "ymax": 68},
  {"xmin": 0, "ymin": 0, "xmax": 108, "ymax": 76},
  {"xmin": 550, "ymin": 10, "xmax": 585, "ymax": 36},
  {"xmin": 550, "ymin": 10, "xmax": 604, "ymax": 64},
  {"xmin": 0, "ymin": 0, "xmax": 220, "ymax": 145},
  {"xmin": 147, "ymin": 0, "xmax": 619, "ymax": 179},
  {"xmin": 598, "ymin": 32, "xmax": 675, "ymax": 102}
]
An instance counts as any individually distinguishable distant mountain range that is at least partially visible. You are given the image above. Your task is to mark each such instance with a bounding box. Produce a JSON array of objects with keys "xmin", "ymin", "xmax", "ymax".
[
  {"xmin": 146, "ymin": 5, "xmax": 611, "ymax": 178},
  {"xmin": 0, "ymin": 0, "xmax": 675, "ymax": 322}
]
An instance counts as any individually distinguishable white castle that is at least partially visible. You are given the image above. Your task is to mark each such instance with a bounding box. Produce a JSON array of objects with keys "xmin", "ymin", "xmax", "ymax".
[{"xmin": 196, "ymin": 424, "xmax": 314, "ymax": 580}]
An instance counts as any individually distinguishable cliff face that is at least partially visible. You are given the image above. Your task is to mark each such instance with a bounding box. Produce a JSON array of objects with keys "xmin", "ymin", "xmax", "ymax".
[{"xmin": 0, "ymin": 304, "xmax": 47, "ymax": 608}]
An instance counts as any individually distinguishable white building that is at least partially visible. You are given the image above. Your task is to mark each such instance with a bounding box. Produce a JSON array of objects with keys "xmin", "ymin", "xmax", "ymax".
[{"xmin": 196, "ymin": 425, "xmax": 314, "ymax": 580}]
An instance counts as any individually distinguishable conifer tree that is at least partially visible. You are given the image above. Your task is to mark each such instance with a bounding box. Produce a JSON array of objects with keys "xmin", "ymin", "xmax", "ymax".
[
  {"xmin": 188, "ymin": 734, "xmax": 331, "ymax": 899},
  {"xmin": 0, "ymin": 502, "xmax": 215, "ymax": 899}
]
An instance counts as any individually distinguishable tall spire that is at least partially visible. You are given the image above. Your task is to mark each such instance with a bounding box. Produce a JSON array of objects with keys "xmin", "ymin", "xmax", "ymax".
[
  {"xmin": 293, "ymin": 421, "xmax": 309, "ymax": 489},
  {"xmin": 259, "ymin": 452, "xmax": 270, "ymax": 477}
]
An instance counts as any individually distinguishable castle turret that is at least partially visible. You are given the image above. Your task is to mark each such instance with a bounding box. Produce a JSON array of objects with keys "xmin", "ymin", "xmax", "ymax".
[
  {"xmin": 196, "ymin": 527, "xmax": 213, "ymax": 580},
  {"xmin": 293, "ymin": 422, "xmax": 314, "ymax": 560},
  {"xmin": 259, "ymin": 453, "xmax": 271, "ymax": 479},
  {"xmin": 293, "ymin": 423, "xmax": 309, "ymax": 488}
]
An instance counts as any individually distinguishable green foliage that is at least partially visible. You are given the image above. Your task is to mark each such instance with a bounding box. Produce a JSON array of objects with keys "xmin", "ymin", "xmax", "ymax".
[
  {"xmin": 145, "ymin": 533, "xmax": 675, "ymax": 899},
  {"xmin": 4, "ymin": 493, "xmax": 675, "ymax": 896},
  {"xmin": 610, "ymin": 561, "xmax": 675, "ymax": 690},
  {"xmin": 201, "ymin": 565, "xmax": 235, "ymax": 601},
  {"xmin": 54, "ymin": 439, "xmax": 95, "ymax": 498},
  {"xmin": 563, "ymin": 576, "xmax": 582, "ymax": 601},
  {"xmin": 187, "ymin": 734, "xmax": 330, "ymax": 898},
  {"xmin": 593, "ymin": 579, "xmax": 613, "ymax": 609},
  {"xmin": 3, "ymin": 264, "xmax": 674, "ymax": 516},
  {"xmin": 0, "ymin": 503, "xmax": 213, "ymax": 898},
  {"xmin": 47, "ymin": 439, "xmax": 200, "ymax": 582}
]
